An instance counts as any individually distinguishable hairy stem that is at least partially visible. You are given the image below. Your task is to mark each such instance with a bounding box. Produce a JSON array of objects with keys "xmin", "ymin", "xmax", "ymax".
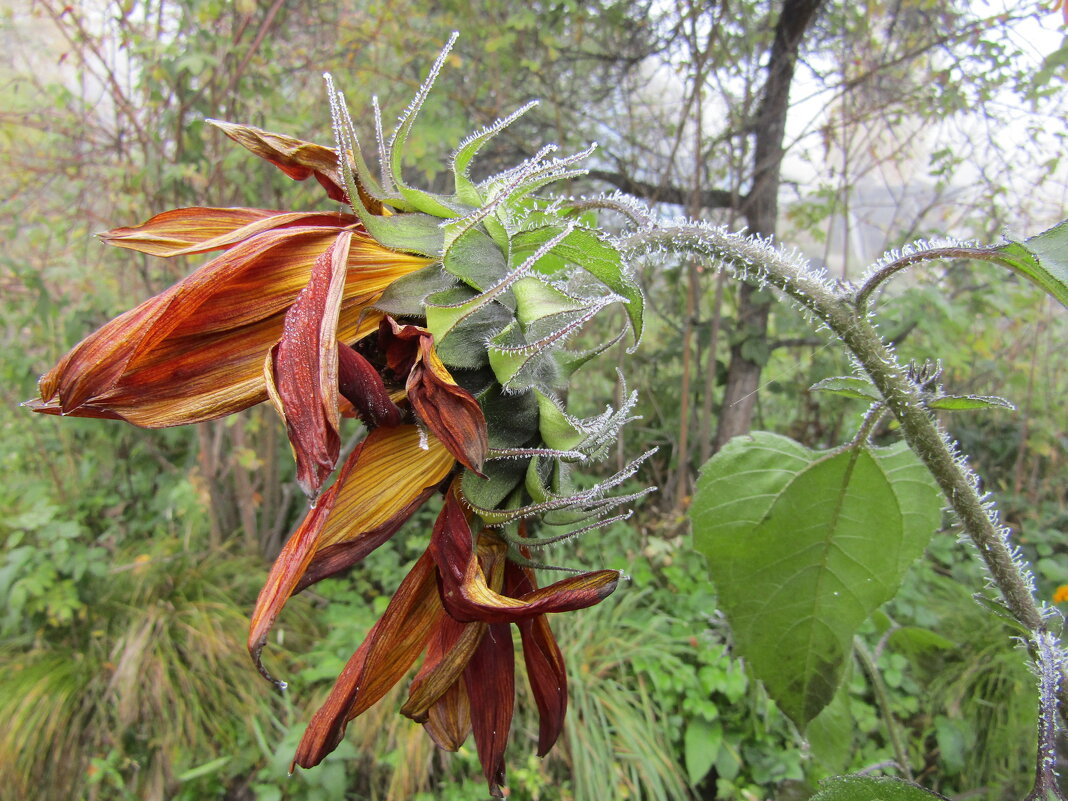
[
  {"xmin": 849, "ymin": 403, "xmax": 887, "ymax": 448},
  {"xmin": 1026, "ymin": 632, "xmax": 1067, "ymax": 801},
  {"xmin": 855, "ymin": 245, "xmax": 1006, "ymax": 310},
  {"xmin": 629, "ymin": 221, "xmax": 1054, "ymax": 641}
]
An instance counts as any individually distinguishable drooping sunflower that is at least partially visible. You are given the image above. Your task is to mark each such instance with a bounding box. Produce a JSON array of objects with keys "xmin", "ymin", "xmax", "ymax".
[{"xmin": 30, "ymin": 35, "xmax": 651, "ymax": 797}]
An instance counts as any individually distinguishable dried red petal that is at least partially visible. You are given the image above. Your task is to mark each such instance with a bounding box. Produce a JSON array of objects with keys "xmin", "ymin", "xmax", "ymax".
[
  {"xmin": 33, "ymin": 225, "xmax": 427, "ymax": 427},
  {"xmin": 247, "ymin": 438, "xmax": 354, "ymax": 684},
  {"xmin": 505, "ymin": 562, "xmax": 567, "ymax": 756},
  {"xmin": 424, "ymin": 676, "xmax": 472, "ymax": 751},
  {"xmin": 379, "ymin": 318, "xmax": 488, "ymax": 475},
  {"xmin": 210, "ymin": 120, "xmax": 349, "ymax": 203},
  {"xmin": 431, "ymin": 509, "xmax": 620, "ymax": 623},
  {"xmin": 100, "ymin": 207, "xmax": 356, "ymax": 257},
  {"xmin": 401, "ymin": 609, "xmax": 485, "ymax": 723},
  {"xmin": 464, "ymin": 621, "xmax": 514, "ymax": 798},
  {"xmin": 266, "ymin": 232, "xmax": 350, "ymax": 499},
  {"xmin": 336, "ymin": 344, "xmax": 404, "ymax": 428},
  {"xmin": 293, "ymin": 550, "xmax": 442, "ymax": 768},
  {"xmin": 407, "ymin": 336, "xmax": 488, "ymax": 475},
  {"xmin": 429, "ymin": 483, "xmax": 475, "ymax": 595}
]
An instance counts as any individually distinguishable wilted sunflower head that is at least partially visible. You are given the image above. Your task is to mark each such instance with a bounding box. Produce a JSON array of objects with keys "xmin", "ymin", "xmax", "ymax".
[
  {"xmin": 289, "ymin": 34, "xmax": 653, "ymax": 533},
  {"xmin": 244, "ymin": 40, "xmax": 655, "ymax": 796},
  {"xmin": 30, "ymin": 31, "xmax": 654, "ymax": 799}
]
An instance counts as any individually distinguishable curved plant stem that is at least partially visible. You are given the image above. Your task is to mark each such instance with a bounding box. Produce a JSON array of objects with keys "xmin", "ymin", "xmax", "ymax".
[
  {"xmin": 628, "ymin": 222, "xmax": 1055, "ymax": 646},
  {"xmin": 565, "ymin": 196, "xmax": 654, "ymax": 229},
  {"xmin": 855, "ymin": 245, "xmax": 1007, "ymax": 310},
  {"xmin": 854, "ymin": 637, "xmax": 913, "ymax": 781},
  {"xmin": 1026, "ymin": 632, "xmax": 1067, "ymax": 801},
  {"xmin": 849, "ymin": 403, "xmax": 886, "ymax": 448}
]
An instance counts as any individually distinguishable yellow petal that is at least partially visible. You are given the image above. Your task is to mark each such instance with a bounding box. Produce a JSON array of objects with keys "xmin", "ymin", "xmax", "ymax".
[
  {"xmin": 316, "ymin": 425, "xmax": 454, "ymax": 550},
  {"xmin": 100, "ymin": 207, "xmax": 357, "ymax": 257},
  {"xmin": 248, "ymin": 425, "xmax": 453, "ymax": 678}
]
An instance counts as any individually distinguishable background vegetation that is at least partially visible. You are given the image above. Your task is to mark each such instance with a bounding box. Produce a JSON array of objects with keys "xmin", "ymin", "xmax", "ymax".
[{"xmin": 1, "ymin": 1, "xmax": 1066, "ymax": 799}]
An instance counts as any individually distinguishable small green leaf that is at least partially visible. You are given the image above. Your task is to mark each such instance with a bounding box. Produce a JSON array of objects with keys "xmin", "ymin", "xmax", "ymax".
[
  {"xmin": 972, "ymin": 593, "xmax": 1032, "ymax": 635},
  {"xmin": 451, "ymin": 101, "xmax": 538, "ymax": 206},
  {"xmin": 554, "ymin": 329, "xmax": 627, "ymax": 380},
  {"xmin": 811, "ymin": 775, "xmax": 950, "ymax": 801},
  {"xmin": 359, "ymin": 211, "xmax": 445, "ymax": 258},
  {"xmin": 512, "ymin": 277, "xmax": 587, "ymax": 324},
  {"xmin": 810, "ymin": 376, "xmax": 881, "ymax": 401},
  {"xmin": 462, "ymin": 459, "xmax": 526, "ymax": 518},
  {"xmin": 927, "ymin": 394, "xmax": 1015, "ymax": 412},
  {"xmin": 996, "ymin": 220, "xmax": 1068, "ymax": 308},
  {"xmin": 387, "ymin": 33, "xmax": 464, "ymax": 219},
  {"xmin": 691, "ymin": 432, "xmax": 942, "ymax": 726},
  {"xmin": 684, "ymin": 718, "xmax": 722, "ymax": 786},
  {"xmin": 534, "ymin": 390, "xmax": 584, "ymax": 451},
  {"xmin": 886, "ymin": 626, "xmax": 956, "ymax": 658},
  {"xmin": 425, "ymin": 286, "xmax": 513, "ymax": 368}
]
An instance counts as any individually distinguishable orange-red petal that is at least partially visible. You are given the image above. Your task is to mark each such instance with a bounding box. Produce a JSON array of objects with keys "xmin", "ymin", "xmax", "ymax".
[
  {"xmin": 100, "ymin": 207, "xmax": 357, "ymax": 257},
  {"xmin": 505, "ymin": 561, "xmax": 567, "ymax": 756},
  {"xmin": 464, "ymin": 621, "xmax": 514, "ymax": 797},
  {"xmin": 336, "ymin": 344, "xmax": 404, "ymax": 428},
  {"xmin": 248, "ymin": 425, "xmax": 453, "ymax": 678},
  {"xmin": 267, "ymin": 232, "xmax": 350, "ymax": 499},
  {"xmin": 33, "ymin": 228, "xmax": 428, "ymax": 427},
  {"xmin": 210, "ymin": 120, "xmax": 348, "ymax": 203},
  {"xmin": 401, "ymin": 606, "xmax": 485, "ymax": 723},
  {"xmin": 408, "ymin": 336, "xmax": 488, "ymax": 475},
  {"xmin": 293, "ymin": 549, "xmax": 442, "ymax": 768},
  {"xmin": 430, "ymin": 492, "xmax": 620, "ymax": 623},
  {"xmin": 454, "ymin": 561, "xmax": 620, "ymax": 624},
  {"xmin": 380, "ymin": 318, "xmax": 488, "ymax": 474},
  {"xmin": 424, "ymin": 676, "xmax": 472, "ymax": 751}
]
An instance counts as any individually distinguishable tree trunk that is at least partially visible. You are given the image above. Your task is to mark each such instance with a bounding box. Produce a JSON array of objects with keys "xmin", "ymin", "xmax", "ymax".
[{"xmin": 714, "ymin": 0, "xmax": 825, "ymax": 451}]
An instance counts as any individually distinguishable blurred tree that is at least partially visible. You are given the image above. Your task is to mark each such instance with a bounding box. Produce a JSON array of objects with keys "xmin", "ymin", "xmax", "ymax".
[{"xmin": 581, "ymin": 0, "xmax": 1063, "ymax": 505}]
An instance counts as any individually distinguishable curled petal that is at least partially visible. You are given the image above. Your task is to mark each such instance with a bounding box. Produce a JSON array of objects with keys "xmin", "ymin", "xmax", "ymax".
[
  {"xmin": 456, "ymin": 562, "xmax": 620, "ymax": 624},
  {"xmin": 336, "ymin": 344, "xmax": 404, "ymax": 428},
  {"xmin": 248, "ymin": 438, "xmax": 358, "ymax": 685},
  {"xmin": 401, "ymin": 608, "xmax": 485, "ymax": 723},
  {"xmin": 380, "ymin": 318, "xmax": 488, "ymax": 474},
  {"xmin": 248, "ymin": 426, "xmax": 453, "ymax": 681},
  {"xmin": 267, "ymin": 232, "xmax": 351, "ymax": 499},
  {"xmin": 379, "ymin": 316, "xmax": 423, "ymax": 375},
  {"xmin": 429, "ymin": 483, "xmax": 476, "ymax": 593},
  {"xmin": 431, "ymin": 499, "xmax": 619, "ymax": 623},
  {"xmin": 32, "ymin": 228, "xmax": 428, "ymax": 427},
  {"xmin": 210, "ymin": 119, "xmax": 349, "ymax": 203},
  {"xmin": 464, "ymin": 622, "xmax": 514, "ymax": 798},
  {"xmin": 294, "ymin": 550, "xmax": 442, "ymax": 768},
  {"xmin": 100, "ymin": 207, "xmax": 357, "ymax": 257},
  {"xmin": 424, "ymin": 676, "xmax": 472, "ymax": 751},
  {"xmin": 505, "ymin": 562, "xmax": 567, "ymax": 756},
  {"xmin": 408, "ymin": 337, "xmax": 488, "ymax": 475}
]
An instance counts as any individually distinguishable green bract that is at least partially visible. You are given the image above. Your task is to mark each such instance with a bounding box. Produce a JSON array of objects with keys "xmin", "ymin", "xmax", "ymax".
[{"xmin": 323, "ymin": 34, "xmax": 650, "ymax": 541}]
